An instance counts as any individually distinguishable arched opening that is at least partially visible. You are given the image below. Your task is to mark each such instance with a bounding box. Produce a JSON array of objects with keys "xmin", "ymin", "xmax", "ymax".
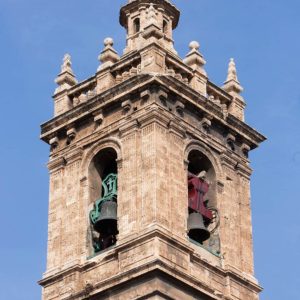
[
  {"xmin": 133, "ymin": 18, "xmax": 140, "ymax": 34},
  {"xmin": 188, "ymin": 150, "xmax": 216, "ymax": 208},
  {"xmin": 187, "ymin": 150, "xmax": 220, "ymax": 253},
  {"xmin": 88, "ymin": 147, "xmax": 118, "ymax": 254}
]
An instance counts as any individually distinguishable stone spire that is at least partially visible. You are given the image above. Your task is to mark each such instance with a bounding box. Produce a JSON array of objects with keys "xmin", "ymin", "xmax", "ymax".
[
  {"xmin": 223, "ymin": 58, "xmax": 243, "ymax": 94},
  {"xmin": 223, "ymin": 58, "xmax": 246, "ymax": 121},
  {"xmin": 97, "ymin": 38, "xmax": 120, "ymax": 71},
  {"xmin": 55, "ymin": 54, "xmax": 77, "ymax": 94}
]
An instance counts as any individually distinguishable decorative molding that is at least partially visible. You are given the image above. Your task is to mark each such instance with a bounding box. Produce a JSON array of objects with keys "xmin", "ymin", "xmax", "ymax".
[
  {"xmin": 47, "ymin": 157, "xmax": 66, "ymax": 173},
  {"xmin": 121, "ymin": 99, "xmax": 133, "ymax": 115},
  {"xmin": 49, "ymin": 136, "xmax": 59, "ymax": 151},
  {"xmin": 174, "ymin": 100, "xmax": 185, "ymax": 117},
  {"xmin": 66, "ymin": 127, "xmax": 77, "ymax": 145}
]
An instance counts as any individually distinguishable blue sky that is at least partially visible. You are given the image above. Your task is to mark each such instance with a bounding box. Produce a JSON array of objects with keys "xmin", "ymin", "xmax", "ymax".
[{"xmin": 0, "ymin": 0, "xmax": 299, "ymax": 299}]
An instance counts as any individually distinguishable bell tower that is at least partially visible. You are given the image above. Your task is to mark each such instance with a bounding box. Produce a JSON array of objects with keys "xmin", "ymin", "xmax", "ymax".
[{"xmin": 39, "ymin": 1, "xmax": 265, "ymax": 299}]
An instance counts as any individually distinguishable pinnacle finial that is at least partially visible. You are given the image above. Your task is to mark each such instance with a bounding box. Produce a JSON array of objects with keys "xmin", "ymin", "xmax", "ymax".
[
  {"xmin": 226, "ymin": 58, "xmax": 239, "ymax": 83},
  {"xmin": 189, "ymin": 41, "xmax": 200, "ymax": 51},
  {"xmin": 223, "ymin": 58, "xmax": 243, "ymax": 94},
  {"xmin": 97, "ymin": 37, "xmax": 120, "ymax": 71},
  {"xmin": 54, "ymin": 53, "xmax": 77, "ymax": 94},
  {"xmin": 104, "ymin": 37, "xmax": 114, "ymax": 48},
  {"xmin": 61, "ymin": 53, "xmax": 74, "ymax": 74},
  {"xmin": 184, "ymin": 40, "xmax": 207, "ymax": 76}
]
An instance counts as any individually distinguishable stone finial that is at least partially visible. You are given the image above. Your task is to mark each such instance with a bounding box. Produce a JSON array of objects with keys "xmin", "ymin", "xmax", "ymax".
[
  {"xmin": 223, "ymin": 58, "xmax": 246, "ymax": 121},
  {"xmin": 189, "ymin": 41, "xmax": 200, "ymax": 51},
  {"xmin": 223, "ymin": 58, "xmax": 243, "ymax": 94},
  {"xmin": 226, "ymin": 58, "xmax": 238, "ymax": 82},
  {"xmin": 183, "ymin": 41, "xmax": 207, "ymax": 76},
  {"xmin": 97, "ymin": 37, "xmax": 120, "ymax": 71},
  {"xmin": 55, "ymin": 54, "xmax": 77, "ymax": 94},
  {"xmin": 61, "ymin": 54, "xmax": 73, "ymax": 73}
]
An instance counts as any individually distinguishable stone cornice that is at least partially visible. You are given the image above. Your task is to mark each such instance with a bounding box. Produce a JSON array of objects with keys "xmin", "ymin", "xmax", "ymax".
[
  {"xmin": 226, "ymin": 114, "xmax": 266, "ymax": 148},
  {"xmin": 42, "ymin": 74, "xmax": 265, "ymax": 153},
  {"xmin": 47, "ymin": 157, "xmax": 66, "ymax": 173},
  {"xmin": 156, "ymin": 75, "xmax": 266, "ymax": 147},
  {"xmin": 64, "ymin": 148, "xmax": 84, "ymax": 165},
  {"xmin": 41, "ymin": 74, "xmax": 153, "ymax": 140}
]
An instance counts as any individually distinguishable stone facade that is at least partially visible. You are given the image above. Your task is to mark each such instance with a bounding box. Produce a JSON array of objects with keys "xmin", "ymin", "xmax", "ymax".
[{"xmin": 39, "ymin": 1, "xmax": 265, "ymax": 299}]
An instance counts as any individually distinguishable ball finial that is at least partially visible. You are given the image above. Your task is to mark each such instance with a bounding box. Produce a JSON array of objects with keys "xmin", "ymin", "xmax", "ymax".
[
  {"xmin": 104, "ymin": 37, "xmax": 114, "ymax": 47},
  {"xmin": 189, "ymin": 41, "xmax": 200, "ymax": 50}
]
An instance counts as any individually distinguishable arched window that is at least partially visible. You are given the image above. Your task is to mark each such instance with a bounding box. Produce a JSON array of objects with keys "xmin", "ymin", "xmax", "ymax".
[
  {"xmin": 187, "ymin": 150, "xmax": 220, "ymax": 254},
  {"xmin": 89, "ymin": 148, "xmax": 118, "ymax": 254},
  {"xmin": 133, "ymin": 18, "xmax": 140, "ymax": 33},
  {"xmin": 188, "ymin": 150, "xmax": 216, "ymax": 207}
]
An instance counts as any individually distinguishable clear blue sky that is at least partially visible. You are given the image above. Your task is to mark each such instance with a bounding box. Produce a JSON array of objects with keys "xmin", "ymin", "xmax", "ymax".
[{"xmin": 0, "ymin": 0, "xmax": 299, "ymax": 299}]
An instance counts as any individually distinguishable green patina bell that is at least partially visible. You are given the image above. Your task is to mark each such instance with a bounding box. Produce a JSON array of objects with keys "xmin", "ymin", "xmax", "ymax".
[
  {"xmin": 90, "ymin": 173, "xmax": 119, "ymax": 244},
  {"xmin": 94, "ymin": 200, "xmax": 118, "ymax": 235}
]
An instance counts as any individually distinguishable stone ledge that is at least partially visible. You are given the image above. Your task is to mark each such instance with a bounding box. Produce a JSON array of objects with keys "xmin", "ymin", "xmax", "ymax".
[{"xmin": 39, "ymin": 227, "xmax": 261, "ymax": 299}]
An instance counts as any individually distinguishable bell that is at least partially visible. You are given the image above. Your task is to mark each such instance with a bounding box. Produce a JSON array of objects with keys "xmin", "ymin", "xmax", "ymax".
[
  {"xmin": 188, "ymin": 212, "xmax": 210, "ymax": 243},
  {"xmin": 94, "ymin": 200, "xmax": 118, "ymax": 235}
]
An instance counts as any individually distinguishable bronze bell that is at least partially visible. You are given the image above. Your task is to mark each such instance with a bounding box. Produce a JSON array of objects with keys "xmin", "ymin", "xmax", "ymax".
[
  {"xmin": 94, "ymin": 200, "xmax": 118, "ymax": 235},
  {"xmin": 188, "ymin": 212, "xmax": 210, "ymax": 243}
]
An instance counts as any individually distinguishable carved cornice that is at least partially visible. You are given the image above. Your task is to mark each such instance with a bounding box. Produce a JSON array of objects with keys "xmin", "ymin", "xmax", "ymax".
[
  {"xmin": 118, "ymin": 119, "xmax": 140, "ymax": 137},
  {"xmin": 138, "ymin": 105, "xmax": 170, "ymax": 129},
  {"xmin": 155, "ymin": 75, "xmax": 266, "ymax": 147},
  {"xmin": 47, "ymin": 157, "xmax": 66, "ymax": 173},
  {"xmin": 65, "ymin": 148, "xmax": 84, "ymax": 165},
  {"xmin": 41, "ymin": 74, "xmax": 154, "ymax": 141},
  {"xmin": 168, "ymin": 119, "xmax": 186, "ymax": 138},
  {"xmin": 226, "ymin": 114, "xmax": 266, "ymax": 148},
  {"xmin": 42, "ymin": 74, "xmax": 265, "ymax": 156}
]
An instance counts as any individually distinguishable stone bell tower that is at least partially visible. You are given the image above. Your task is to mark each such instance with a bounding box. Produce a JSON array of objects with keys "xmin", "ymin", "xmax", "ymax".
[{"xmin": 39, "ymin": 1, "xmax": 265, "ymax": 299}]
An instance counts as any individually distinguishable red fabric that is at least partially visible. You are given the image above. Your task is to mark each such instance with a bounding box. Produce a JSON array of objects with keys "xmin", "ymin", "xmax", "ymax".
[{"xmin": 188, "ymin": 174, "xmax": 213, "ymax": 220}]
